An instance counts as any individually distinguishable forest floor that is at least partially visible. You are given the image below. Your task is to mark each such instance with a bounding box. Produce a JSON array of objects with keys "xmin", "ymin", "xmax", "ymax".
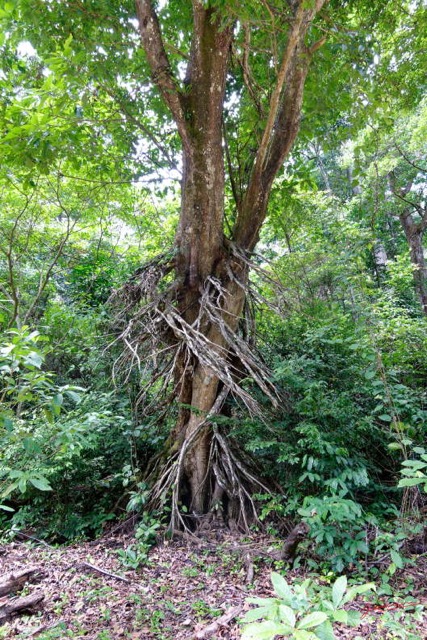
[{"xmin": 1, "ymin": 526, "xmax": 426, "ymax": 640}]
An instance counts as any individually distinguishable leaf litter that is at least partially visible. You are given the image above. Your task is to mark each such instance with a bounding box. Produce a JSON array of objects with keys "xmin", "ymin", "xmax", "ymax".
[{"xmin": 0, "ymin": 528, "xmax": 426, "ymax": 639}]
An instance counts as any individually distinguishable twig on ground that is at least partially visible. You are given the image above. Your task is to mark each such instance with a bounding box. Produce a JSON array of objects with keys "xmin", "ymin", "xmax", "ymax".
[
  {"xmin": 195, "ymin": 604, "xmax": 243, "ymax": 639},
  {"xmin": 14, "ymin": 531, "xmax": 55, "ymax": 549},
  {"xmin": 75, "ymin": 561, "xmax": 131, "ymax": 583}
]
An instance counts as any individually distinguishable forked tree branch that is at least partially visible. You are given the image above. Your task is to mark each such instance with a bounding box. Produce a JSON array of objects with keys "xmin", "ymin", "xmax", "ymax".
[
  {"xmin": 135, "ymin": 0, "xmax": 192, "ymax": 153},
  {"xmin": 234, "ymin": 0, "xmax": 328, "ymax": 251}
]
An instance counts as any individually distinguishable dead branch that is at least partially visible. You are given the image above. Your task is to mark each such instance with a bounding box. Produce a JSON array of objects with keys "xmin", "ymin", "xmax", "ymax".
[
  {"xmin": 76, "ymin": 561, "xmax": 130, "ymax": 583},
  {"xmin": 0, "ymin": 592, "xmax": 44, "ymax": 624},
  {"xmin": 0, "ymin": 567, "xmax": 44, "ymax": 598},
  {"xmin": 195, "ymin": 604, "xmax": 243, "ymax": 639}
]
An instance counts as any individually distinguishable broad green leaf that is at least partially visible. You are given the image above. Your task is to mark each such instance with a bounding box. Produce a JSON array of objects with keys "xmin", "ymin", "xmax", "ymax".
[
  {"xmin": 271, "ymin": 572, "xmax": 293, "ymax": 601},
  {"xmin": 401, "ymin": 460, "xmax": 427, "ymax": 470},
  {"xmin": 278, "ymin": 604, "xmax": 296, "ymax": 627},
  {"xmin": 398, "ymin": 477, "xmax": 426, "ymax": 487},
  {"xmin": 293, "ymin": 631, "xmax": 319, "ymax": 640},
  {"xmin": 241, "ymin": 620, "xmax": 291, "ymax": 640},
  {"xmin": 346, "ymin": 610, "xmax": 361, "ymax": 626},
  {"xmin": 343, "ymin": 582, "xmax": 375, "ymax": 604},
  {"xmin": 388, "ymin": 442, "xmax": 402, "ymax": 450},
  {"xmin": 242, "ymin": 607, "xmax": 275, "ymax": 623},
  {"xmin": 247, "ymin": 597, "xmax": 277, "ymax": 606},
  {"xmin": 315, "ymin": 619, "xmax": 335, "ymax": 640},
  {"xmin": 390, "ymin": 549, "xmax": 404, "ymax": 569},
  {"xmin": 297, "ymin": 611, "xmax": 328, "ymax": 629},
  {"xmin": 24, "ymin": 351, "xmax": 43, "ymax": 368},
  {"xmin": 29, "ymin": 477, "xmax": 52, "ymax": 491},
  {"xmin": 332, "ymin": 575, "xmax": 347, "ymax": 608},
  {"xmin": 64, "ymin": 389, "xmax": 82, "ymax": 404},
  {"xmin": 332, "ymin": 609, "xmax": 348, "ymax": 623}
]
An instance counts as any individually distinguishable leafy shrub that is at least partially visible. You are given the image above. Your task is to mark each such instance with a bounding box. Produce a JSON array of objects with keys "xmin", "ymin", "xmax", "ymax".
[
  {"xmin": 241, "ymin": 572, "xmax": 374, "ymax": 640},
  {"xmin": 116, "ymin": 515, "xmax": 161, "ymax": 569},
  {"xmin": 398, "ymin": 446, "xmax": 427, "ymax": 492},
  {"xmin": 298, "ymin": 494, "xmax": 370, "ymax": 573}
]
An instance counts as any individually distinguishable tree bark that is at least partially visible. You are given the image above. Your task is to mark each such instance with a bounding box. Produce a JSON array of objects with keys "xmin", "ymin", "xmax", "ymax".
[
  {"xmin": 400, "ymin": 212, "xmax": 427, "ymax": 315},
  {"xmin": 0, "ymin": 567, "xmax": 43, "ymax": 597},
  {"xmin": 388, "ymin": 172, "xmax": 427, "ymax": 315}
]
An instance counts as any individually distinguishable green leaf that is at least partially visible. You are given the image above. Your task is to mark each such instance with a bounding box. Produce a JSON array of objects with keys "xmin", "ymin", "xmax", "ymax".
[
  {"xmin": 401, "ymin": 460, "xmax": 427, "ymax": 470},
  {"xmin": 297, "ymin": 611, "xmax": 328, "ymax": 629},
  {"xmin": 271, "ymin": 572, "xmax": 292, "ymax": 601},
  {"xmin": 0, "ymin": 504, "xmax": 15, "ymax": 512},
  {"xmin": 346, "ymin": 610, "xmax": 361, "ymax": 626},
  {"xmin": 246, "ymin": 597, "xmax": 276, "ymax": 606},
  {"xmin": 242, "ymin": 607, "xmax": 275, "ymax": 623},
  {"xmin": 343, "ymin": 582, "xmax": 375, "ymax": 604},
  {"xmin": 1, "ymin": 480, "xmax": 19, "ymax": 498},
  {"xmin": 378, "ymin": 414, "xmax": 392, "ymax": 422},
  {"xmin": 64, "ymin": 389, "xmax": 82, "ymax": 404},
  {"xmin": 241, "ymin": 620, "xmax": 291, "ymax": 640},
  {"xmin": 332, "ymin": 575, "xmax": 347, "ymax": 608},
  {"xmin": 390, "ymin": 549, "xmax": 404, "ymax": 569},
  {"xmin": 315, "ymin": 619, "xmax": 336, "ymax": 640},
  {"xmin": 293, "ymin": 631, "xmax": 319, "ymax": 640},
  {"xmin": 0, "ymin": 416, "xmax": 14, "ymax": 432},
  {"xmin": 24, "ymin": 351, "xmax": 43, "ymax": 368},
  {"xmin": 398, "ymin": 477, "xmax": 425, "ymax": 487},
  {"xmin": 278, "ymin": 604, "xmax": 296, "ymax": 627},
  {"xmin": 332, "ymin": 609, "xmax": 348, "ymax": 623},
  {"xmin": 29, "ymin": 476, "xmax": 52, "ymax": 491},
  {"xmin": 23, "ymin": 437, "xmax": 41, "ymax": 454}
]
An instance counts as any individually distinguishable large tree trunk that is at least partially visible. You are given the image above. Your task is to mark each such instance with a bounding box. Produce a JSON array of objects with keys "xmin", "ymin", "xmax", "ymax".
[
  {"xmin": 134, "ymin": 0, "xmax": 327, "ymax": 525},
  {"xmin": 400, "ymin": 212, "xmax": 427, "ymax": 315}
]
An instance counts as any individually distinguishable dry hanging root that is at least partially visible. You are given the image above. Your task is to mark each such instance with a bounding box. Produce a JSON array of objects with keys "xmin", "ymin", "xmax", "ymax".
[
  {"xmin": 108, "ymin": 248, "xmax": 282, "ymax": 418},
  {"xmin": 108, "ymin": 249, "xmax": 287, "ymax": 529},
  {"xmin": 146, "ymin": 387, "xmax": 274, "ymax": 534}
]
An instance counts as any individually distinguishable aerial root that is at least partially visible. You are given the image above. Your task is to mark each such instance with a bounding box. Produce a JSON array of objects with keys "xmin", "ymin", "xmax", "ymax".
[
  {"xmin": 108, "ymin": 254, "xmax": 282, "ymax": 419},
  {"xmin": 145, "ymin": 387, "xmax": 275, "ymax": 534}
]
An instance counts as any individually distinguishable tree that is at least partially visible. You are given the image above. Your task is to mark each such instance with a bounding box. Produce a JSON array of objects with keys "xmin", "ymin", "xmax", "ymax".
[
  {"xmin": 2, "ymin": 0, "xmax": 425, "ymax": 530},
  {"xmin": 130, "ymin": 0, "xmax": 332, "ymax": 525}
]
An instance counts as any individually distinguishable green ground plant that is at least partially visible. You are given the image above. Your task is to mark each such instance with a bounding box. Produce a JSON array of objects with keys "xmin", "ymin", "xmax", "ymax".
[{"xmin": 241, "ymin": 573, "xmax": 374, "ymax": 640}]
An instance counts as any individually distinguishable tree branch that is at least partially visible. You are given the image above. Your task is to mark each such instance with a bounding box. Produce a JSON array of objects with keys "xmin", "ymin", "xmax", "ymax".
[
  {"xmin": 252, "ymin": 2, "xmax": 307, "ymax": 177},
  {"xmin": 135, "ymin": 0, "xmax": 192, "ymax": 153},
  {"xmin": 234, "ymin": 0, "xmax": 328, "ymax": 251}
]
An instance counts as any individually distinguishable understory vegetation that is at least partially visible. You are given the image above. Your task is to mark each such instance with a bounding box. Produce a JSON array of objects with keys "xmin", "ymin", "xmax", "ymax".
[
  {"xmin": 1, "ymin": 0, "xmax": 427, "ymax": 637},
  {"xmin": 1, "ymin": 128, "xmax": 426, "ymax": 563}
]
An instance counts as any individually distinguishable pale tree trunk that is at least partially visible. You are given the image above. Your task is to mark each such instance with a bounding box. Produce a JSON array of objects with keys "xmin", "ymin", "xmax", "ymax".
[
  {"xmin": 388, "ymin": 172, "xmax": 427, "ymax": 316},
  {"xmin": 135, "ymin": 0, "xmax": 327, "ymax": 521},
  {"xmin": 400, "ymin": 212, "xmax": 427, "ymax": 315}
]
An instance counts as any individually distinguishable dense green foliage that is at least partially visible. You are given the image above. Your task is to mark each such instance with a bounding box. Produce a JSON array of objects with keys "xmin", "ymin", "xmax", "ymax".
[{"xmin": 0, "ymin": 1, "xmax": 426, "ymax": 593}]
